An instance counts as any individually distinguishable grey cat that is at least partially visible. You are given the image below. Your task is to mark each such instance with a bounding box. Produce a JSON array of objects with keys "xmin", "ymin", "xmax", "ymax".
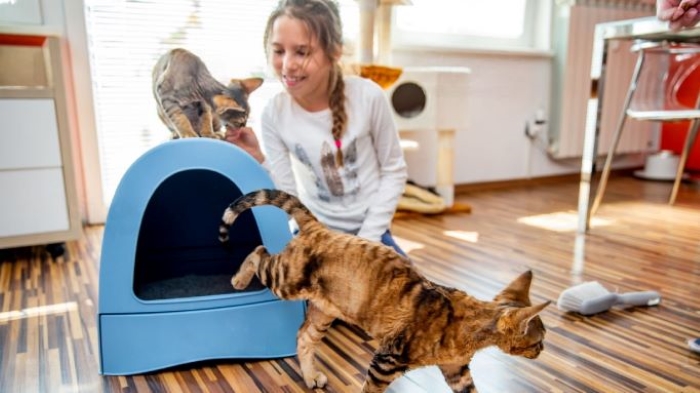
[{"xmin": 152, "ymin": 48, "xmax": 263, "ymax": 139}]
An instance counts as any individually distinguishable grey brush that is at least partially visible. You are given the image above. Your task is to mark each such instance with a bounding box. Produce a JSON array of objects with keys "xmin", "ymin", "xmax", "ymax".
[{"xmin": 557, "ymin": 281, "xmax": 661, "ymax": 316}]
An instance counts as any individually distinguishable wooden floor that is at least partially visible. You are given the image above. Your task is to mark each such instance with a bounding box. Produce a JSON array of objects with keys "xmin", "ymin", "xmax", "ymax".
[{"xmin": 1, "ymin": 176, "xmax": 699, "ymax": 393}]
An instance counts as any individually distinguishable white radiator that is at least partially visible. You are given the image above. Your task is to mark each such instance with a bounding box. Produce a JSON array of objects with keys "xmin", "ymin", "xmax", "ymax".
[{"xmin": 550, "ymin": 1, "xmax": 656, "ymax": 159}]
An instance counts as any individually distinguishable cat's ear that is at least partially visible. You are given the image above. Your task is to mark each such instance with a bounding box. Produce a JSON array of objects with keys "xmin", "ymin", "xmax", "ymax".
[
  {"xmin": 235, "ymin": 78, "xmax": 264, "ymax": 94},
  {"xmin": 514, "ymin": 301, "xmax": 550, "ymax": 335},
  {"xmin": 494, "ymin": 270, "xmax": 533, "ymax": 305},
  {"xmin": 497, "ymin": 301, "xmax": 550, "ymax": 335}
]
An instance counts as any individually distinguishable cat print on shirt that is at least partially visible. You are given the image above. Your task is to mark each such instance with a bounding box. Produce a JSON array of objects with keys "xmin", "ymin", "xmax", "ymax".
[
  {"xmin": 295, "ymin": 139, "xmax": 360, "ymax": 202},
  {"xmin": 342, "ymin": 140, "xmax": 360, "ymax": 198},
  {"xmin": 295, "ymin": 144, "xmax": 331, "ymax": 202},
  {"xmin": 321, "ymin": 141, "xmax": 344, "ymax": 197}
]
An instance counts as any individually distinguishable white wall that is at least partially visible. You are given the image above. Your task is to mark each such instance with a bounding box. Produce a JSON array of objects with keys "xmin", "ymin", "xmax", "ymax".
[
  {"xmin": 393, "ymin": 49, "xmax": 574, "ymax": 186},
  {"xmin": 391, "ymin": 48, "xmax": 644, "ymax": 187}
]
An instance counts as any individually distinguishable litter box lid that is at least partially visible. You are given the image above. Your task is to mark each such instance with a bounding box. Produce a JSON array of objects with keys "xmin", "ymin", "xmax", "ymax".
[{"xmin": 98, "ymin": 139, "xmax": 290, "ymax": 314}]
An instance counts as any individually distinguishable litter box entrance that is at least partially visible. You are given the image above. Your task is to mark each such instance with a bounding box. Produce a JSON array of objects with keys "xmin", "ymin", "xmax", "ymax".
[{"xmin": 133, "ymin": 169, "xmax": 265, "ymax": 300}]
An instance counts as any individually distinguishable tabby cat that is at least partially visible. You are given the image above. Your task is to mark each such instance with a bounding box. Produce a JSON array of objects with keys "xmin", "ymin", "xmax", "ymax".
[
  {"xmin": 219, "ymin": 189, "xmax": 550, "ymax": 393},
  {"xmin": 152, "ymin": 48, "xmax": 263, "ymax": 139}
]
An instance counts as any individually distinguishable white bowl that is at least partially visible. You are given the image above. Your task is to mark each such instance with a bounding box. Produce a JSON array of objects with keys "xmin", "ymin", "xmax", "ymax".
[{"xmin": 636, "ymin": 150, "xmax": 680, "ymax": 181}]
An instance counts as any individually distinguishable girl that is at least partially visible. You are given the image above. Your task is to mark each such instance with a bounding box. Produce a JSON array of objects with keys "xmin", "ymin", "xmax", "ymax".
[{"xmin": 225, "ymin": 0, "xmax": 408, "ymax": 255}]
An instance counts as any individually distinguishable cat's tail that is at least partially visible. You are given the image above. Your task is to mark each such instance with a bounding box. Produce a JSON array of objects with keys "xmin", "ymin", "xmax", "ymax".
[{"xmin": 219, "ymin": 189, "xmax": 318, "ymax": 243}]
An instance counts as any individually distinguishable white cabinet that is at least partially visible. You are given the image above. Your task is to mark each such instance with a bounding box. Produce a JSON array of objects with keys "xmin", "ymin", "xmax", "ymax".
[
  {"xmin": 0, "ymin": 35, "xmax": 81, "ymax": 250},
  {"xmin": 0, "ymin": 98, "xmax": 62, "ymax": 169}
]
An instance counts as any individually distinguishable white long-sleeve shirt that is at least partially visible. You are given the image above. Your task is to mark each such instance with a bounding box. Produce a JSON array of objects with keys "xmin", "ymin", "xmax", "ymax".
[{"xmin": 261, "ymin": 76, "xmax": 407, "ymax": 242}]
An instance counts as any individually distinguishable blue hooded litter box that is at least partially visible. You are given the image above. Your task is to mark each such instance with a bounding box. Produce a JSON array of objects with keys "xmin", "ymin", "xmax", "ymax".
[{"xmin": 97, "ymin": 138, "xmax": 305, "ymax": 375}]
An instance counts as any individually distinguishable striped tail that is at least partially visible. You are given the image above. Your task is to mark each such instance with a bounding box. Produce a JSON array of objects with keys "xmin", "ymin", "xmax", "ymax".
[{"xmin": 219, "ymin": 189, "xmax": 318, "ymax": 243}]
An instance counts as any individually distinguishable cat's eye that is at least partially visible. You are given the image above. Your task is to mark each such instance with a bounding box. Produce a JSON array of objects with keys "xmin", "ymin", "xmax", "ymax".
[{"xmin": 514, "ymin": 341, "xmax": 541, "ymax": 352}]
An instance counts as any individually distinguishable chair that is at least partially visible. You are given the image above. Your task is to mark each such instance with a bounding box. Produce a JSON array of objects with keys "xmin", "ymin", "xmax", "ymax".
[{"xmin": 589, "ymin": 40, "xmax": 700, "ymax": 222}]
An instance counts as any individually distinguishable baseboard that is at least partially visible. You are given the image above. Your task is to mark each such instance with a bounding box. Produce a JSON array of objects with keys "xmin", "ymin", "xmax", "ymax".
[{"xmin": 454, "ymin": 168, "xmax": 640, "ymax": 195}]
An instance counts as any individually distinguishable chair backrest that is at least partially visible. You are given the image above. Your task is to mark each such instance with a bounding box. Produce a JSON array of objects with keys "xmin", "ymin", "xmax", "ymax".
[{"xmin": 628, "ymin": 41, "xmax": 700, "ymax": 121}]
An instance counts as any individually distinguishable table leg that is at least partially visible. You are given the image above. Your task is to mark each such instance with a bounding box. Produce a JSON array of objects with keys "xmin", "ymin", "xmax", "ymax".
[{"xmin": 577, "ymin": 33, "xmax": 609, "ymax": 234}]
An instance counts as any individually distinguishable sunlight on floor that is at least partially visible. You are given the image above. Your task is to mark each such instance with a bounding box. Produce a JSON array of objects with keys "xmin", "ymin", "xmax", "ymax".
[
  {"xmin": 517, "ymin": 210, "xmax": 613, "ymax": 232},
  {"xmin": 444, "ymin": 230, "xmax": 479, "ymax": 243},
  {"xmin": 395, "ymin": 236, "xmax": 426, "ymax": 253},
  {"xmin": 395, "ymin": 230, "xmax": 479, "ymax": 254},
  {"xmin": 0, "ymin": 301, "xmax": 77, "ymax": 323}
]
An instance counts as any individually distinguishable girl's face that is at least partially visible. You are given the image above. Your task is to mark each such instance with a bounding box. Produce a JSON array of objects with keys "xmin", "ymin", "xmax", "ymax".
[{"xmin": 269, "ymin": 15, "xmax": 335, "ymax": 111}]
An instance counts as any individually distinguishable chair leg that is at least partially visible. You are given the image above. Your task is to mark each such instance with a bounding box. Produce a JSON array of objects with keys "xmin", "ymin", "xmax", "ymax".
[
  {"xmin": 590, "ymin": 51, "xmax": 646, "ymax": 219},
  {"xmin": 669, "ymin": 118, "xmax": 700, "ymax": 204},
  {"xmin": 590, "ymin": 115, "xmax": 628, "ymax": 217}
]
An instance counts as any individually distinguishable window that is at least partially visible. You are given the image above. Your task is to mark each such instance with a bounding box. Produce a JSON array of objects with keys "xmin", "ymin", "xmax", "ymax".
[
  {"xmin": 83, "ymin": 0, "xmax": 358, "ymax": 218},
  {"xmin": 393, "ymin": 0, "xmax": 546, "ymax": 51}
]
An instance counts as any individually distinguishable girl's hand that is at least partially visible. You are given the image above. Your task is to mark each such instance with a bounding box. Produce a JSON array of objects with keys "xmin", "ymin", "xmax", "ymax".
[
  {"xmin": 658, "ymin": 0, "xmax": 700, "ymax": 30},
  {"xmin": 224, "ymin": 126, "xmax": 266, "ymax": 163}
]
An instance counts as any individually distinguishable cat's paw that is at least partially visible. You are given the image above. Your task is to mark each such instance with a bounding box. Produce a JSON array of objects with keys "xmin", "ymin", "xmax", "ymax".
[
  {"xmin": 202, "ymin": 133, "xmax": 223, "ymax": 140},
  {"xmin": 304, "ymin": 371, "xmax": 328, "ymax": 389},
  {"xmin": 231, "ymin": 274, "xmax": 249, "ymax": 290}
]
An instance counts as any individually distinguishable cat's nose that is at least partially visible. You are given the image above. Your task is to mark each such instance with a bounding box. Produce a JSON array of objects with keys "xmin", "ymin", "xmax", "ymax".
[{"xmin": 230, "ymin": 117, "xmax": 246, "ymax": 128}]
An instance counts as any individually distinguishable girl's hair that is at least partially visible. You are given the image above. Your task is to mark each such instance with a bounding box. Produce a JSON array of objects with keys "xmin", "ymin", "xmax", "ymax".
[{"xmin": 264, "ymin": 0, "xmax": 348, "ymax": 165}]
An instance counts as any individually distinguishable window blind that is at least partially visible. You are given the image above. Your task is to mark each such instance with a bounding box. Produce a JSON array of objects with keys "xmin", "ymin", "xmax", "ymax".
[{"xmin": 83, "ymin": 0, "xmax": 358, "ymax": 208}]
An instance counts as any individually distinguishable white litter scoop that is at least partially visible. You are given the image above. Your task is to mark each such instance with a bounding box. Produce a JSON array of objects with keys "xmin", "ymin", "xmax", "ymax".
[{"xmin": 557, "ymin": 281, "xmax": 661, "ymax": 316}]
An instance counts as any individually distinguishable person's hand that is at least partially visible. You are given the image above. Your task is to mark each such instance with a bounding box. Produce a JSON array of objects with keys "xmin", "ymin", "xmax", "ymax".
[
  {"xmin": 657, "ymin": 0, "xmax": 700, "ymax": 30},
  {"xmin": 224, "ymin": 126, "xmax": 265, "ymax": 163}
]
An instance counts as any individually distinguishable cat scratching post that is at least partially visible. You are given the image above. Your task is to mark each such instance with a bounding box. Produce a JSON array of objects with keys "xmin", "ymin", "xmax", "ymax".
[
  {"xmin": 357, "ymin": 0, "xmax": 378, "ymax": 64},
  {"xmin": 356, "ymin": 0, "xmax": 413, "ymax": 65},
  {"xmin": 376, "ymin": 2, "xmax": 393, "ymax": 65},
  {"xmin": 436, "ymin": 129, "xmax": 455, "ymax": 207},
  {"xmin": 387, "ymin": 68, "xmax": 470, "ymax": 208}
]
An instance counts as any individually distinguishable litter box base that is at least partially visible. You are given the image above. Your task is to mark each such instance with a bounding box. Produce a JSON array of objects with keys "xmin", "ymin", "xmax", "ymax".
[{"xmin": 99, "ymin": 299, "xmax": 305, "ymax": 375}]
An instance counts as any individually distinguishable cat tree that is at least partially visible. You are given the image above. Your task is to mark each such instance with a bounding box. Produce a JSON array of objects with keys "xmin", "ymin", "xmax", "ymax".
[{"xmin": 355, "ymin": 0, "xmax": 469, "ymax": 207}]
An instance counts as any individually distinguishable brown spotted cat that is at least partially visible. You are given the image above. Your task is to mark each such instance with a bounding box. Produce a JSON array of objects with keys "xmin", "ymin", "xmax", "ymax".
[
  {"xmin": 152, "ymin": 48, "xmax": 263, "ymax": 139},
  {"xmin": 219, "ymin": 189, "xmax": 550, "ymax": 393}
]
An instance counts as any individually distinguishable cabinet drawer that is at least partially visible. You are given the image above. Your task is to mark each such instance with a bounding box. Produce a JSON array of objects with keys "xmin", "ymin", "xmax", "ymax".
[
  {"xmin": 0, "ymin": 98, "xmax": 61, "ymax": 170},
  {"xmin": 0, "ymin": 168, "xmax": 69, "ymax": 237}
]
